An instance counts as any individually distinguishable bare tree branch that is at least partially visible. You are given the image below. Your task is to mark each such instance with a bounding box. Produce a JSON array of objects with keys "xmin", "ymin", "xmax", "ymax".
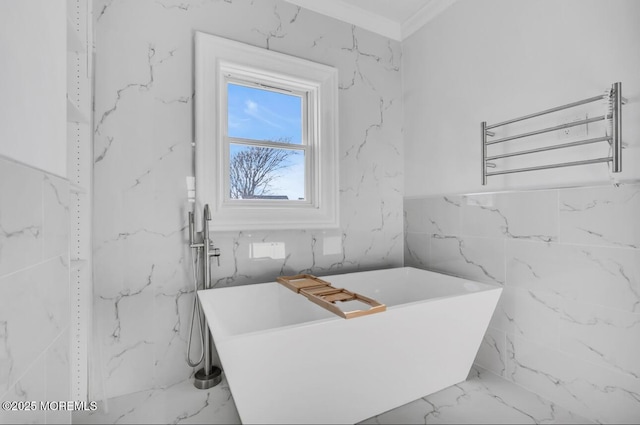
[{"xmin": 229, "ymin": 138, "xmax": 298, "ymax": 199}]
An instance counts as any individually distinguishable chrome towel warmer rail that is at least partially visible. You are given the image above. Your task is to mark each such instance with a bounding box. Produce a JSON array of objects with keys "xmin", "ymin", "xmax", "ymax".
[{"xmin": 481, "ymin": 82, "xmax": 626, "ymax": 185}]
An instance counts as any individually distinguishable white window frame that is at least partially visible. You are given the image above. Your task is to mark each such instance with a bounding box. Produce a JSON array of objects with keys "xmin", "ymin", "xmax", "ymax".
[{"xmin": 195, "ymin": 32, "xmax": 339, "ymax": 231}]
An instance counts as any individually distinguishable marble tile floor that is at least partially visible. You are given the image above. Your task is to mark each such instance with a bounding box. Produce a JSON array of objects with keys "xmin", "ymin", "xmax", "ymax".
[
  {"xmin": 74, "ymin": 366, "xmax": 591, "ymax": 424},
  {"xmin": 73, "ymin": 375, "xmax": 240, "ymax": 425}
]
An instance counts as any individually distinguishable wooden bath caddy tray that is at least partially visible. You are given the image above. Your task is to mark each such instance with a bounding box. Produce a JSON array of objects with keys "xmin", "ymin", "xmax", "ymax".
[{"xmin": 276, "ymin": 274, "xmax": 386, "ymax": 319}]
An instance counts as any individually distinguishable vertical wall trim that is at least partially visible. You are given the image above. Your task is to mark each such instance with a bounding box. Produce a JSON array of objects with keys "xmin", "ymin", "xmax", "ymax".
[{"xmin": 67, "ymin": 0, "xmax": 93, "ymax": 403}]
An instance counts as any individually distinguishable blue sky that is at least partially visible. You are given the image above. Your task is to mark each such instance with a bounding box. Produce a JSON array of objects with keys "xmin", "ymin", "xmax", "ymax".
[
  {"xmin": 227, "ymin": 83, "xmax": 302, "ymax": 143},
  {"xmin": 227, "ymin": 83, "xmax": 305, "ymax": 200}
]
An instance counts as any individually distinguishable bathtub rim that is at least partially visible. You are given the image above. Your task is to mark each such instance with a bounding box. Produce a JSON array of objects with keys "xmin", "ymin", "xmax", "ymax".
[{"xmin": 198, "ymin": 266, "xmax": 503, "ymax": 342}]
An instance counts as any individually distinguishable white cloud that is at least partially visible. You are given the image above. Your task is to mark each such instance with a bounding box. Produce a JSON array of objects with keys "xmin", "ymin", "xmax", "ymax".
[
  {"xmin": 245, "ymin": 99, "xmax": 258, "ymax": 112},
  {"xmin": 243, "ymin": 99, "xmax": 285, "ymax": 130}
]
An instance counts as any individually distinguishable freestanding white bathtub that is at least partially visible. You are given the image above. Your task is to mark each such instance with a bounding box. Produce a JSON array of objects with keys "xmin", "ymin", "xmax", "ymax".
[{"xmin": 198, "ymin": 267, "xmax": 502, "ymax": 424}]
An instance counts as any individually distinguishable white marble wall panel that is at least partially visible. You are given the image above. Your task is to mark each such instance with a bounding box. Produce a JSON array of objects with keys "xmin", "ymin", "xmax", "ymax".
[
  {"xmin": 425, "ymin": 196, "xmax": 463, "ymax": 237},
  {"xmin": 558, "ymin": 301, "xmax": 640, "ymax": 380},
  {"xmin": 153, "ymin": 283, "xmax": 198, "ymax": 388},
  {"xmin": 0, "ymin": 355, "xmax": 47, "ymax": 424},
  {"xmin": 404, "ymin": 231, "xmax": 429, "ymax": 269},
  {"xmin": 506, "ymin": 240, "xmax": 640, "ymax": 313},
  {"xmin": 1, "ymin": 265, "xmax": 47, "ymax": 389},
  {"xmin": 94, "ymin": 286, "xmax": 156, "ymax": 397},
  {"xmin": 404, "ymin": 182, "xmax": 640, "ymax": 423},
  {"xmin": 0, "ymin": 156, "xmax": 71, "ymax": 424},
  {"xmin": 428, "ymin": 236, "xmax": 505, "ymax": 285},
  {"xmin": 462, "ymin": 190, "xmax": 558, "ymax": 242},
  {"xmin": 46, "ymin": 330, "xmax": 72, "ymax": 425},
  {"xmin": 474, "ymin": 327, "xmax": 507, "ymax": 378},
  {"xmin": 404, "ymin": 198, "xmax": 427, "ymax": 235},
  {"xmin": 0, "ymin": 209, "xmax": 70, "ymax": 394},
  {"xmin": 0, "ymin": 159, "xmax": 43, "ymax": 276},
  {"xmin": 93, "ymin": 0, "xmax": 403, "ymax": 399},
  {"xmin": 559, "ymin": 184, "xmax": 640, "ymax": 249},
  {"xmin": 43, "ymin": 175, "xmax": 70, "ymax": 259},
  {"xmin": 491, "ymin": 286, "xmax": 562, "ymax": 347},
  {"xmin": 507, "ymin": 335, "xmax": 640, "ymax": 424}
]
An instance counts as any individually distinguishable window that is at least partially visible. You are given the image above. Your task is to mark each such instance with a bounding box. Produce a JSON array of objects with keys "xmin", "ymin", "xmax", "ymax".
[
  {"xmin": 195, "ymin": 32, "xmax": 339, "ymax": 230},
  {"xmin": 226, "ymin": 81, "xmax": 306, "ymax": 202}
]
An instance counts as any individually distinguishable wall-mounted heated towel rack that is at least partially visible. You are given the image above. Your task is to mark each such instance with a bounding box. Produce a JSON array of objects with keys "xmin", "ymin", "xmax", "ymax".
[{"xmin": 481, "ymin": 82, "xmax": 626, "ymax": 185}]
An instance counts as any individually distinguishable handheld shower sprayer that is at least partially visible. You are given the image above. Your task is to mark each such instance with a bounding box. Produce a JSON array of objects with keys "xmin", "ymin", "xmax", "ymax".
[
  {"xmin": 188, "ymin": 211, "xmax": 196, "ymax": 247},
  {"xmin": 186, "ymin": 211, "xmax": 203, "ymax": 369},
  {"xmin": 187, "ymin": 204, "xmax": 222, "ymax": 390}
]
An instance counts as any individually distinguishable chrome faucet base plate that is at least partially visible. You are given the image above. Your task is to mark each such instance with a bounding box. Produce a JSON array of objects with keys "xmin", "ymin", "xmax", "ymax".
[{"xmin": 194, "ymin": 366, "xmax": 222, "ymax": 390}]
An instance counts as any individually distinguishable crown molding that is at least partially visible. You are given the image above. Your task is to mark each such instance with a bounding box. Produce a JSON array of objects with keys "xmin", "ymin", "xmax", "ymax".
[
  {"xmin": 283, "ymin": 0, "xmax": 402, "ymax": 41},
  {"xmin": 283, "ymin": 0, "xmax": 456, "ymax": 41},
  {"xmin": 401, "ymin": 0, "xmax": 458, "ymax": 40}
]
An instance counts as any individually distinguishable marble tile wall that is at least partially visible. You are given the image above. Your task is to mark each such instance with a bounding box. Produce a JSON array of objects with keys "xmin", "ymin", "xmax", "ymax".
[
  {"xmin": 0, "ymin": 155, "xmax": 71, "ymax": 424},
  {"xmin": 404, "ymin": 182, "xmax": 640, "ymax": 424},
  {"xmin": 93, "ymin": 0, "xmax": 403, "ymax": 399}
]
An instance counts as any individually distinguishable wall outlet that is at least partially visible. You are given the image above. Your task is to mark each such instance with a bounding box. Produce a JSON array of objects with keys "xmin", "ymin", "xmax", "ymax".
[{"xmin": 186, "ymin": 176, "xmax": 196, "ymax": 203}]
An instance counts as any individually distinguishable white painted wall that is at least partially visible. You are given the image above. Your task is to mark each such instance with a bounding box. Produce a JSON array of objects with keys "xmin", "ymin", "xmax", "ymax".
[
  {"xmin": 0, "ymin": 0, "xmax": 66, "ymax": 177},
  {"xmin": 403, "ymin": 0, "xmax": 640, "ymax": 197}
]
